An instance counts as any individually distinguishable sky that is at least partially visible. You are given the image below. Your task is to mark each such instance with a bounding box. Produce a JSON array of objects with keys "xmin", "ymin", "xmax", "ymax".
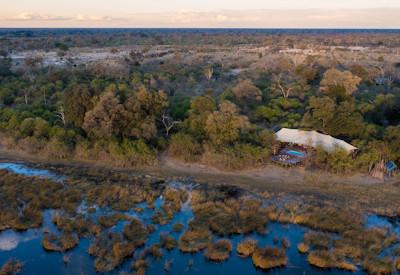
[{"xmin": 0, "ymin": 0, "xmax": 400, "ymax": 28}]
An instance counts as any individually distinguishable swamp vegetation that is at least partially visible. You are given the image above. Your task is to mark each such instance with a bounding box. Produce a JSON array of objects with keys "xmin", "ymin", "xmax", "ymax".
[{"xmin": 0, "ymin": 161, "xmax": 400, "ymax": 274}]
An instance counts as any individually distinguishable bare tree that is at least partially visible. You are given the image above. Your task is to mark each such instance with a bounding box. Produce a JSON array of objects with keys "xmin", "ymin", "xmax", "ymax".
[
  {"xmin": 204, "ymin": 66, "xmax": 214, "ymax": 81},
  {"xmin": 160, "ymin": 113, "xmax": 181, "ymax": 137},
  {"xmin": 56, "ymin": 106, "xmax": 66, "ymax": 127},
  {"xmin": 271, "ymin": 74, "xmax": 300, "ymax": 98}
]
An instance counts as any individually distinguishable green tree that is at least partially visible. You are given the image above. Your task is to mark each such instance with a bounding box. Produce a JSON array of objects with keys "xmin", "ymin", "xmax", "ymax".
[
  {"xmin": 384, "ymin": 126, "xmax": 400, "ymax": 162},
  {"xmin": 122, "ymin": 86, "xmax": 168, "ymax": 140},
  {"xmin": 205, "ymin": 101, "xmax": 249, "ymax": 147},
  {"xmin": 64, "ymin": 83, "xmax": 92, "ymax": 128},
  {"xmin": 83, "ymin": 90, "xmax": 126, "ymax": 139},
  {"xmin": 320, "ymin": 69, "xmax": 362, "ymax": 96},
  {"xmin": 231, "ymin": 79, "xmax": 262, "ymax": 108},
  {"xmin": 184, "ymin": 95, "xmax": 216, "ymax": 140}
]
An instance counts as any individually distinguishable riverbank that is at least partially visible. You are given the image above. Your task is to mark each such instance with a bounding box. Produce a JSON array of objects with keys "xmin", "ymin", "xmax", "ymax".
[
  {"xmin": 1, "ymin": 149, "xmax": 400, "ymax": 274},
  {"xmin": 0, "ymin": 147, "xmax": 399, "ymax": 216}
]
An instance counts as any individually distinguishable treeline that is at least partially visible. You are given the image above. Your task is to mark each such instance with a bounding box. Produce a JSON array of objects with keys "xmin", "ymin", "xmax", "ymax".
[
  {"xmin": 0, "ymin": 49, "xmax": 400, "ymax": 173},
  {"xmin": 2, "ymin": 29, "xmax": 400, "ymax": 53}
]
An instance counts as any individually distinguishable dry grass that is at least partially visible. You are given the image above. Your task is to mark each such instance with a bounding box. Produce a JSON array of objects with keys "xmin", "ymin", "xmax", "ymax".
[
  {"xmin": 42, "ymin": 233, "xmax": 79, "ymax": 252},
  {"xmin": 237, "ymin": 238, "xmax": 258, "ymax": 257},
  {"xmin": 160, "ymin": 234, "xmax": 177, "ymax": 250},
  {"xmin": 307, "ymin": 250, "xmax": 356, "ymax": 272},
  {"xmin": 88, "ymin": 232, "xmax": 134, "ymax": 272},
  {"xmin": 0, "ymin": 259, "xmax": 23, "ymax": 275},
  {"xmin": 252, "ymin": 247, "xmax": 287, "ymax": 270},
  {"xmin": 122, "ymin": 218, "xmax": 148, "ymax": 246},
  {"xmin": 204, "ymin": 239, "xmax": 232, "ymax": 261},
  {"xmin": 362, "ymin": 256, "xmax": 394, "ymax": 275},
  {"xmin": 178, "ymin": 229, "xmax": 212, "ymax": 253},
  {"xmin": 297, "ymin": 243, "xmax": 309, "ymax": 254}
]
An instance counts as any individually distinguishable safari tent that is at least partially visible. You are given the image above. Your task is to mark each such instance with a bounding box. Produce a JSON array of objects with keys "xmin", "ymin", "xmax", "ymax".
[{"xmin": 275, "ymin": 128, "xmax": 358, "ymax": 153}]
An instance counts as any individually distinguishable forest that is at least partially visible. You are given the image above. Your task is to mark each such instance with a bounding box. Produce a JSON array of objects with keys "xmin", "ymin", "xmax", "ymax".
[{"xmin": 0, "ymin": 29, "xmax": 400, "ymax": 174}]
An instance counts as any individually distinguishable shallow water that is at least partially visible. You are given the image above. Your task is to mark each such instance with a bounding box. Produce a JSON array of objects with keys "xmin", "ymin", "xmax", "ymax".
[
  {"xmin": 0, "ymin": 163, "xmax": 65, "ymax": 182},
  {"xmin": 0, "ymin": 162, "xmax": 399, "ymax": 274}
]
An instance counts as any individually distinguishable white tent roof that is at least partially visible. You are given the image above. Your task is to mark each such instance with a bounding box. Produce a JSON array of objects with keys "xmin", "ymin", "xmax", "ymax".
[{"xmin": 275, "ymin": 128, "xmax": 358, "ymax": 153}]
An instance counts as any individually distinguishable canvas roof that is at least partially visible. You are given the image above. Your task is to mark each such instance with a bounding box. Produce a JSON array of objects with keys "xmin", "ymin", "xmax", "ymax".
[{"xmin": 275, "ymin": 128, "xmax": 358, "ymax": 153}]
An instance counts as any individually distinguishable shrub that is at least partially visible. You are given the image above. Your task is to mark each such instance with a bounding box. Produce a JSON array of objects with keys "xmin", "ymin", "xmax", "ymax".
[
  {"xmin": 108, "ymin": 139, "xmax": 157, "ymax": 167},
  {"xmin": 168, "ymin": 133, "xmax": 202, "ymax": 162}
]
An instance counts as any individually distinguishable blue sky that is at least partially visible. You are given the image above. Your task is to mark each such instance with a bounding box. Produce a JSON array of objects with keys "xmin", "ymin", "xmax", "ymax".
[{"xmin": 1, "ymin": 0, "xmax": 399, "ymax": 27}]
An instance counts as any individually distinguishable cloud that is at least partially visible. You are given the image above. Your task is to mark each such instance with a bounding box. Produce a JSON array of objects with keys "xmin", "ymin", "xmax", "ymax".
[
  {"xmin": 10, "ymin": 12, "xmax": 71, "ymax": 21},
  {"xmin": 2, "ymin": 8, "xmax": 400, "ymax": 28},
  {"xmin": 75, "ymin": 15, "xmax": 121, "ymax": 21},
  {"xmin": 8, "ymin": 12, "xmax": 124, "ymax": 23}
]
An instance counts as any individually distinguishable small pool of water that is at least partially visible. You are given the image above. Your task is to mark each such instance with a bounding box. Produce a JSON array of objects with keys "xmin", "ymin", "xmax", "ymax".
[
  {"xmin": 287, "ymin": 150, "xmax": 306, "ymax": 158},
  {"xmin": 0, "ymin": 163, "xmax": 65, "ymax": 182}
]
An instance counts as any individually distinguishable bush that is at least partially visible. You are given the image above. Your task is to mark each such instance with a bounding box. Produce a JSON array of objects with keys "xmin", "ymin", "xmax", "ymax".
[
  {"xmin": 19, "ymin": 117, "xmax": 35, "ymax": 137},
  {"xmin": 202, "ymin": 143, "xmax": 270, "ymax": 170},
  {"xmin": 109, "ymin": 139, "xmax": 157, "ymax": 167},
  {"xmin": 168, "ymin": 133, "xmax": 202, "ymax": 161}
]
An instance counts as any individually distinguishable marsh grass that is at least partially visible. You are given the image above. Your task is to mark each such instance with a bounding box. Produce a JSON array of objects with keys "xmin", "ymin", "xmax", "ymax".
[
  {"xmin": 204, "ymin": 239, "xmax": 232, "ymax": 262},
  {"xmin": 237, "ymin": 238, "xmax": 258, "ymax": 257},
  {"xmin": 0, "ymin": 259, "xmax": 23, "ymax": 275},
  {"xmin": 172, "ymin": 222, "xmax": 184, "ymax": 232},
  {"xmin": 178, "ymin": 229, "xmax": 212, "ymax": 253},
  {"xmin": 88, "ymin": 232, "xmax": 134, "ymax": 272},
  {"xmin": 297, "ymin": 242, "xmax": 309, "ymax": 254},
  {"xmin": 53, "ymin": 215, "xmax": 101, "ymax": 237},
  {"xmin": 42, "ymin": 233, "xmax": 79, "ymax": 252},
  {"xmin": 123, "ymin": 218, "xmax": 148, "ymax": 246},
  {"xmin": 160, "ymin": 234, "xmax": 177, "ymax": 250},
  {"xmin": 252, "ymin": 247, "xmax": 287, "ymax": 270},
  {"xmin": 132, "ymin": 258, "xmax": 148, "ymax": 275},
  {"xmin": 191, "ymin": 197, "xmax": 268, "ymax": 235},
  {"xmin": 97, "ymin": 213, "xmax": 132, "ymax": 228},
  {"xmin": 145, "ymin": 244, "xmax": 163, "ymax": 260},
  {"xmin": 307, "ymin": 250, "xmax": 357, "ymax": 272},
  {"xmin": 362, "ymin": 256, "xmax": 394, "ymax": 274}
]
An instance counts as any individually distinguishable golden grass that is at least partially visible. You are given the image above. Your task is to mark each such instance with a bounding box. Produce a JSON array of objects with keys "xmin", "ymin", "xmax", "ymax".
[
  {"xmin": 122, "ymin": 218, "xmax": 148, "ymax": 246},
  {"xmin": 204, "ymin": 239, "xmax": 232, "ymax": 262},
  {"xmin": 160, "ymin": 234, "xmax": 177, "ymax": 250},
  {"xmin": 178, "ymin": 229, "xmax": 212, "ymax": 253},
  {"xmin": 307, "ymin": 250, "xmax": 356, "ymax": 272},
  {"xmin": 42, "ymin": 233, "xmax": 79, "ymax": 252},
  {"xmin": 362, "ymin": 256, "xmax": 393, "ymax": 274},
  {"xmin": 88, "ymin": 233, "xmax": 134, "ymax": 272},
  {"xmin": 297, "ymin": 243, "xmax": 309, "ymax": 254},
  {"xmin": 237, "ymin": 238, "xmax": 258, "ymax": 257},
  {"xmin": 252, "ymin": 247, "xmax": 287, "ymax": 270}
]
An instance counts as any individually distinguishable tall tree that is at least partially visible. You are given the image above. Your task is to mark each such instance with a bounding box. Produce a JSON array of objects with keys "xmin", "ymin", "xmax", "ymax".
[
  {"xmin": 64, "ymin": 83, "xmax": 92, "ymax": 128},
  {"xmin": 122, "ymin": 86, "xmax": 168, "ymax": 140},
  {"xmin": 205, "ymin": 101, "xmax": 249, "ymax": 147},
  {"xmin": 83, "ymin": 90, "xmax": 126, "ymax": 139},
  {"xmin": 320, "ymin": 69, "xmax": 362, "ymax": 97}
]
